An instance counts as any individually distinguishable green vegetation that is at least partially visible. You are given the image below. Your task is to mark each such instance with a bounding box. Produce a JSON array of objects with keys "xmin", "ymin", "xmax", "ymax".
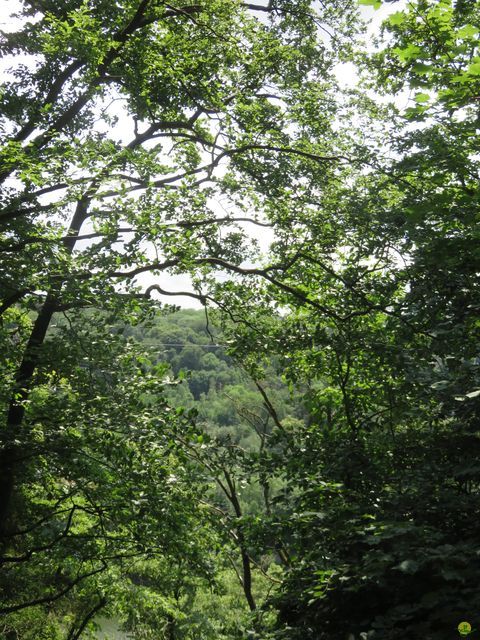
[{"xmin": 1, "ymin": 0, "xmax": 479, "ymax": 638}]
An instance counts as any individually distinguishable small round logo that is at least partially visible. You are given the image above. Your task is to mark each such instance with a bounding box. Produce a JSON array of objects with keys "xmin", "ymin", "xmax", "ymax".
[{"xmin": 458, "ymin": 621, "xmax": 472, "ymax": 636}]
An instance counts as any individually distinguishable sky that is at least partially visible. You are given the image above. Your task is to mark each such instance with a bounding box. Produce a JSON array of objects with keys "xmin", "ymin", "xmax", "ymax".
[{"xmin": 0, "ymin": 0, "xmax": 407, "ymax": 309}]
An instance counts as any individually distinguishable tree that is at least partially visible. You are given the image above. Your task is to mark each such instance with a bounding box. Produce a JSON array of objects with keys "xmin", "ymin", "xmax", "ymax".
[
  {"xmin": 4, "ymin": 0, "xmax": 477, "ymax": 636},
  {"xmin": 0, "ymin": 0, "xmax": 358, "ymax": 635},
  {"xmin": 217, "ymin": 1, "xmax": 480, "ymax": 637}
]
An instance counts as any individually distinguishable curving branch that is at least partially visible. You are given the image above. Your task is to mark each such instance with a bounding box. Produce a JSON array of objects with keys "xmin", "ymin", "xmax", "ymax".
[
  {"xmin": 0, "ymin": 506, "xmax": 77, "ymax": 564},
  {"xmin": 66, "ymin": 596, "xmax": 108, "ymax": 640},
  {"xmin": 244, "ymin": 1, "xmax": 274, "ymax": 12},
  {"xmin": 0, "ymin": 561, "xmax": 108, "ymax": 615}
]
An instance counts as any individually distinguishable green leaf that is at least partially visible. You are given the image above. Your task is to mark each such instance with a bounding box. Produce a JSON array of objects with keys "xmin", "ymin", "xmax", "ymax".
[
  {"xmin": 388, "ymin": 12, "xmax": 405, "ymax": 26},
  {"xmin": 457, "ymin": 24, "xmax": 479, "ymax": 38},
  {"xmin": 430, "ymin": 380, "xmax": 450, "ymax": 390},
  {"xmin": 466, "ymin": 61, "xmax": 480, "ymax": 76},
  {"xmin": 358, "ymin": 0, "xmax": 382, "ymax": 8},
  {"xmin": 396, "ymin": 559, "xmax": 419, "ymax": 574},
  {"xmin": 393, "ymin": 45, "xmax": 423, "ymax": 62},
  {"xmin": 465, "ymin": 389, "xmax": 480, "ymax": 399},
  {"xmin": 414, "ymin": 92, "xmax": 430, "ymax": 103},
  {"xmin": 412, "ymin": 62, "xmax": 433, "ymax": 75}
]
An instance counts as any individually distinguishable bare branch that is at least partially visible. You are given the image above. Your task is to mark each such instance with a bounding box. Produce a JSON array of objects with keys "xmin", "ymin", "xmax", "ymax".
[
  {"xmin": 244, "ymin": 1, "xmax": 274, "ymax": 12},
  {"xmin": 143, "ymin": 284, "xmax": 210, "ymax": 304}
]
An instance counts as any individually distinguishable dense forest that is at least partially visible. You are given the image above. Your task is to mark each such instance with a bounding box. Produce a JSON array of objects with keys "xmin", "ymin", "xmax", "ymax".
[{"xmin": 1, "ymin": 0, "xmax": 479, "ymax": 638}]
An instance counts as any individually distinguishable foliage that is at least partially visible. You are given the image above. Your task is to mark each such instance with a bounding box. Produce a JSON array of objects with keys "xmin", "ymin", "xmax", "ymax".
[
  {"xmin": 213, "ymin": 1, "xmax": 480, "ymax": 638},
  {"xmin": 1, "ymin": 0, "xmax": 480, "ymax": 638}
]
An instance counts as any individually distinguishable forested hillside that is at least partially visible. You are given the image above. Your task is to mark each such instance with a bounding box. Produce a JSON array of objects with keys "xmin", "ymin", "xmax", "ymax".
[{"xmin": 1, "ymin": 0, "xmax": 479, "ymax": 638}]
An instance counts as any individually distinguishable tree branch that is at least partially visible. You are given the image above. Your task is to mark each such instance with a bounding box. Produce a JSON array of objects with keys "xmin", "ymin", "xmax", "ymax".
[
  {"xmin": 66, "ymin": 596, "xmax": 108, "ymax": 640},
  {"xmin": 244, "ymin": 1, "xmax": 274, "ymax": 12},
  {"xmin": 0, "ymin": 562, "xmax": 108, "ymax": 615}
]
